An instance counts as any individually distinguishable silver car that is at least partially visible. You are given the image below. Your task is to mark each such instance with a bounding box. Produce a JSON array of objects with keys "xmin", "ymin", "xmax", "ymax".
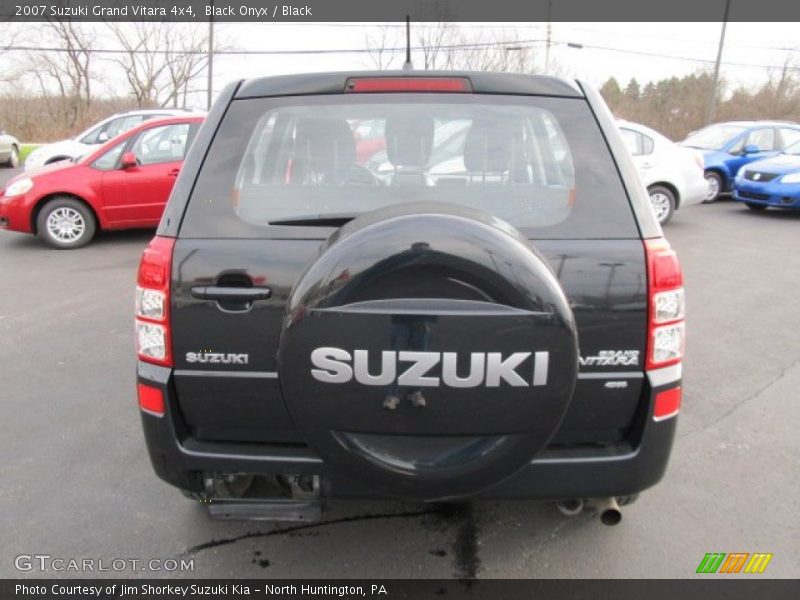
[{"xmin": 0, "ymin": 128, "xmax": 20, "ymax": 168}]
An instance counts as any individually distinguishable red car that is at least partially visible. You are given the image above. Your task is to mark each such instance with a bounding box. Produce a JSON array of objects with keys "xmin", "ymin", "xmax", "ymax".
[{"xmin": 0, "ymin": 115, "xmax": 204, "ymax": 249}]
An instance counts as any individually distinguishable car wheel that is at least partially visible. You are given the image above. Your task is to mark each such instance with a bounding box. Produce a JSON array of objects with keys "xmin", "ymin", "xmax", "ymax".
[
  {"xmin": 36, "ymin": 197, "xmax": 97, "ymax": 249},
  {"xmin": 5, "ymin": 145, "xmax": 19, "ymax": 168},
  {"xmin": 703, "ymin": 171, "xmax": 722, "ymax": 203},
  {"xmin": 745, "ymin": 202, "xmax": 768, "ymax": 211},
  {"xmin": 648, "ymin": 185, "xmax": 675, "ymax": 225}
]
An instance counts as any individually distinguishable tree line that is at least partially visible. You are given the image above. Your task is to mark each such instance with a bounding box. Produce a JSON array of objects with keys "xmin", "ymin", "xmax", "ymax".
[
  {"xmin": 600, "ymin": 63, "xmax": 800, "ymax": 141},
  {"xmin": 1, "ymin": 22, "xmax": 211, "ymax": 141}
]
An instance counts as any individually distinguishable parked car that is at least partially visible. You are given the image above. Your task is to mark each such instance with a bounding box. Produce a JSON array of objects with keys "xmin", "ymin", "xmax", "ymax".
[
  {"xmin": 135, "ymin": 72, "xmax": 684, "ymax": 525},
  {"xmin": 23, "ymin": 108, "xmax": 203, "ymax": 171},
  {"xmin": 679, "ymin": 120, "xmax": 800, "ymax": 202},
  {"xmin": 0, "ymin": 127, "xmax": 20, "ymax": 168},
  {"xmin": 618, "ymin": 120, "xmax": 708, "ymax": 225},
  {"xmin": 0, "ymin": 115, "xmax": 204, "ymax": 248},
  {"xmin": 732, "ymin": 139, "xmax": 800, "ymax": 211}
]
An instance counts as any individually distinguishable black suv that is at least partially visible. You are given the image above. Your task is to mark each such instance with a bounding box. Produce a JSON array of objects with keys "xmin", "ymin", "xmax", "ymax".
[{"xmin": 135, "ymin": 72, "xmax": 685, "ymax": 523}]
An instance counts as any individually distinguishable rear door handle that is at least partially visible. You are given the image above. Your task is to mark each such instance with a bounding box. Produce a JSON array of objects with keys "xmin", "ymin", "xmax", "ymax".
[
  {"xmin": 191, "ymin": 286, "xmax": 272, "ymax": 302},
  {"xmin": 168, "ymin": 168, "xmax": 181, "ymax": 178}
]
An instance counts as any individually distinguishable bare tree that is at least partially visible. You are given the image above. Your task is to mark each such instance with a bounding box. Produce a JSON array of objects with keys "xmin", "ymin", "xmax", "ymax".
[
  {"xmin": 415, "ymin": 22, "xmax": 455, "ymax": 70},
  {"xmin": 105, "ymin": 23, "xmax": 211, "ymax": 108},
  {"xmin": 364, "ymin": 22, "xmax": 543, "ymax": 74},
  {"xmin": 162, "ymin": 26, "xmax": 211, "ymax": 108},
  {"xmin": 26, "ymin": 22, "xmax": 95, "ymax": 128},
  {"xmin": 447, "ymin": 28, "xmax": 537, "ymax": 73},
  {"xmin": 365, "ymin": 25, "xmax": 399, "ymax": 70},
  {"xmin": 0, "ymin": 25, "xmax": 26, "ymax": 86}
]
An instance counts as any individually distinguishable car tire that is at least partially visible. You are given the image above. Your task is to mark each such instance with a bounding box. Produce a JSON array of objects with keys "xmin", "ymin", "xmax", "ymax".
[
  {"xmin": 745, "ymin": 202, "xmax": 768, "ymax": 211},
  {"xmin": 36, "ymin": 197, "xmax": 97, "ymax": 249},
  {"xmin": 5, "ymin": 145, "xmax": 19, "ymax": 168},
  {"xmin": 703, "ymin": 171, "xmax": 723, "ymax": 203},
  {"xmin": 648, "ymin": 185, "xmax": 675, "ymax": 225}
]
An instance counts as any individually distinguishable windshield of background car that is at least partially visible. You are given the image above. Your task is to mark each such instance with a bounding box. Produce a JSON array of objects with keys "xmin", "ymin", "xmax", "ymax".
[
  {"xmin": 783, "ymin": 140, "xmax": 800, "ymax": 156},
  {"xmin": 90, "ymin": 139, "xmax": 126, "ymax": 170},
  {"xmin": 683, "ymin": 124, "xmax": 747, "ymax": 151},
  {"xmin": 79, "ymin": 115, "xmax": 151, "ymax": 145},
  {"xmin": 180, "ymin": 94, "xmax": 639, "ymax": 239}
]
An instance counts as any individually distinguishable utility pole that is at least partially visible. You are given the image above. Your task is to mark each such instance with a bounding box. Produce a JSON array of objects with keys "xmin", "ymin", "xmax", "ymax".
[
  {"xmin": 705, "ymin": 0, "xmax": 731, "ymax": 125},
  {"xmin": 207, "ymin": 1, "xmax": 215, "ymax": 110},
  {"xmin": 545, "ymin": 0, "xmax": 552, "ymax": 73}
]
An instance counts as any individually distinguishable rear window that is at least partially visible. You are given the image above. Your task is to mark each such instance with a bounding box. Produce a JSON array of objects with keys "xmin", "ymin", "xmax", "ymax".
[{"xmin": 180, "ymin": 94, "xmax": 637, "ymax": 239}]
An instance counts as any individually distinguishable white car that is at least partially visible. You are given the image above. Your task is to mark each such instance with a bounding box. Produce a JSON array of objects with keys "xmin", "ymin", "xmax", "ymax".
[
  {"xmin": 619, "ymin": 120, "xmax": 709, "ymax": 225},
  {"xmin": 0, "ymin": 127, "xmax": 20, "ymax": 168},
  {"xmin": 24, "ymin": 108, "xmax": 204, "ymax": 171}
]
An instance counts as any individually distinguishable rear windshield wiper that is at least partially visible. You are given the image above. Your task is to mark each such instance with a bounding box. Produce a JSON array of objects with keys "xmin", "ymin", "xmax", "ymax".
[{"xmin": 269, "ymin": 213, "xmax": 358, "ymax": 227}]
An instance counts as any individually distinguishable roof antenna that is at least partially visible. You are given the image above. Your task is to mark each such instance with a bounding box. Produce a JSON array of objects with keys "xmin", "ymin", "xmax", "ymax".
[{"xmin": 402, "ymin": 15, "xmax": 414, "ymax": 70}]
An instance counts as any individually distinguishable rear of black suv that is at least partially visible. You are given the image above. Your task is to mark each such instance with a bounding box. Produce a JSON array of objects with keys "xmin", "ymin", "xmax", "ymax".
[{"xmin": 135, "ymin": 72, "xmax": 684, "ymax": 521}]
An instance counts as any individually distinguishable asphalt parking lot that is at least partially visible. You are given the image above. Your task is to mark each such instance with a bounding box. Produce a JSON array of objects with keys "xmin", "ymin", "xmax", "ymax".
[{"xmin": 1, "ymin": 165, "xmax": 798, "ymax": 579}]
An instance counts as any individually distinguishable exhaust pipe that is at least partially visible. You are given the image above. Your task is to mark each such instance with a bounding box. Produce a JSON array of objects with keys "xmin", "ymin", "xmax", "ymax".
[
  {"xmin": 591, "ymin": 497, "xmax": 622, "ymax": 526},
  {"xmin": 556, "ymin": 499, "xmax": 584, "ymax": 516}
]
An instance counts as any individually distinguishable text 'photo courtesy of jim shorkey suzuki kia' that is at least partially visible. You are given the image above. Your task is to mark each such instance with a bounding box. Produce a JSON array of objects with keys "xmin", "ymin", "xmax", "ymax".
[{"xmin": 134, "ymin": 71, "xmax": 685, "ymax": 524}]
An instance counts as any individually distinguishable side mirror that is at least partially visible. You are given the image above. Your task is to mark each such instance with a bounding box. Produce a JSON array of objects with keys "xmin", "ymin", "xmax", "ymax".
[
  {"xmin": 120, "ymin": 151, "xmax": 138, "ymax": 169},
  {"xmin": 743, "ymin": 144, "xmax": 761, "ymax": 155},
  {"xmin": 97, "ymin": 131, "xmax": 110, "ymax": 143}
]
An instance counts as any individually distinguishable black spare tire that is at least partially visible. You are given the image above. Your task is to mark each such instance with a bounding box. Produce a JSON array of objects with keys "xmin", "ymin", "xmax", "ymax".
[{"xmin": 278, "ymin": 203, "xmax": 578, "ymax": 500}]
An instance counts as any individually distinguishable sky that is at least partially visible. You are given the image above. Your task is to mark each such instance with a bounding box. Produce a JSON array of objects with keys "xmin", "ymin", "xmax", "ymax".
[
  {"xmin": 208, "ymin": 22, "xmax": 798, "ymax": 87},
  {"xmin": 3, "ymin": 21, "xmax": 799, "ymax": 107}
]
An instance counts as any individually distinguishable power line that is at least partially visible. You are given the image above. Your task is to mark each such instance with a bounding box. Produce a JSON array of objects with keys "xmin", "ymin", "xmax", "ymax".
[
  {"xmin": 0, "ymin": 38, "xmax": 547, "ymax": 56},
  {"xmin": 2, "ymin": 37, "xmax": 798, "ymax": 72}
]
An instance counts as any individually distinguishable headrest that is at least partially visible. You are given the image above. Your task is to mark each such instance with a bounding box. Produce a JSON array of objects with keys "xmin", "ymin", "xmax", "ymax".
[
  {"xmin": 385, "ymin": 115, "xmax": 435, "ymax": 167},
  {"xmin": 294, "ymin": 118, "xmax": 356, "ymax": 172},
  {"xmin": 463, "ymin": 118, "xmax": 524, "ymax": 173}
]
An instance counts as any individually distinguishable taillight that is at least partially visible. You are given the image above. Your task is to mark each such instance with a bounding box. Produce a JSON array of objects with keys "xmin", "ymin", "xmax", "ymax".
[
  {"xmin": 345, "ymin": 77, "xmax": 472, "ymax": 93},
  {"xmin": 645, "ymin": 238, "xmax": 685, "ymax": 371},
  {"xmin": 135, "ymin": 236, "xmax": 175, "ymax": 367}
]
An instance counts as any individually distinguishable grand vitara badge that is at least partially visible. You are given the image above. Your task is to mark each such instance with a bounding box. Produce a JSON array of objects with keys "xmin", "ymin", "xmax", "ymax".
[{"xmin": 310, "ymin": 347, "xmax": 550, "ymax": 388}]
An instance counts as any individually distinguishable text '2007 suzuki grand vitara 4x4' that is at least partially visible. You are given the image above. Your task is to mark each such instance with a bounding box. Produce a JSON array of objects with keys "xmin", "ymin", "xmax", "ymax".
[{"xmin": 134, "ymin": 72, "xmax": 685, "ymax": 523}]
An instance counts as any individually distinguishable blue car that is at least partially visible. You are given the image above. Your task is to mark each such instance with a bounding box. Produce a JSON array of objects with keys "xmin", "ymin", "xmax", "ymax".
[
  {"xmin": 732, "ymin": 141, "xmax": 800, "ymax": 211},
  {"xmin": 680, "ymin": 121, "xmax": 800, "ymax": 202}
]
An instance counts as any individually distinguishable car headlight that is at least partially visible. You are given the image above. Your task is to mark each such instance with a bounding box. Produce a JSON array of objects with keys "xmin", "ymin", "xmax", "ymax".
[
  {"xmin": 780, "ymin": 172, "xmax": 800, "ymax": 184},
  {"xmin": 5, "ymin": 177, "xmax": 34, "ymax": 197}
]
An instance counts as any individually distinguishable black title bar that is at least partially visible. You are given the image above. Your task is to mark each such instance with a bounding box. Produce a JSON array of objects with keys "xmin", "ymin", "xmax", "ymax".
[
  {"xmin": 4, "ymin": 579, "xmax": 800, "ymax": 600},
  {"xmin": 3, "ymin": 0, "xmax": 800, "ymax": 22}
]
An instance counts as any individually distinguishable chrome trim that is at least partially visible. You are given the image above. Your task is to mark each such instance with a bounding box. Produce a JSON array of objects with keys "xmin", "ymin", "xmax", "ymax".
[
  {"xmin": 646, "ymin": 363, "xmax": 682, "ymax": 388},
  {"xmin": 174, "ymin": 369, "xmax": 278, "ymax": 379},
  {"xmin": 577, "ymin": 371, "xmax": 643, "ymax": 380},
  {"xmin": 653, "ymin": 409, "xmax": 680, "ymax": 422}
]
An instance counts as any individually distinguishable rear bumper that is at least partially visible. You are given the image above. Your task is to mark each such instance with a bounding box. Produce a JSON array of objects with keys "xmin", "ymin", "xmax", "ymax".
[
  {"xmin": 681, "ymin": 176, "xmax": 712, "ymax": 208},
  {"xmin": 137, "ymin": 361, "xmax": 680, "ymax": 500}
]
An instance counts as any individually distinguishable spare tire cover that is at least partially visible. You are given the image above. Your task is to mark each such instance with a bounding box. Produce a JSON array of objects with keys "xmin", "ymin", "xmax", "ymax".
[{"xmin": 279, "ymin": 202, "xmax": 578, "ymax": 500}]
